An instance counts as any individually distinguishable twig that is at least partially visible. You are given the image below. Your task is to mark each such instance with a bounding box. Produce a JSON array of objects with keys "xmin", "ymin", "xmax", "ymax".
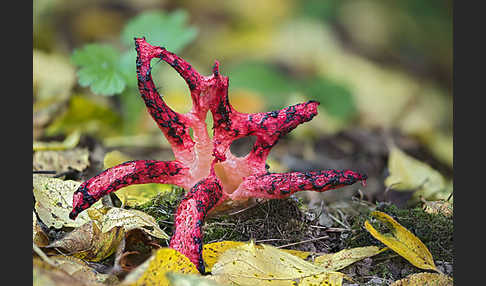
[
  {"xmin": 327, "ymin": 213, "xmax": 351, "ymax": 230},
  {"xmin": 206, "ymin": 222, "xmax": 237, "ymax": 227},
  {"xmin": 309, "ymin": 225, "xmax": 350, "ymax": 232},
  {"xmin": 33, "ymin": 243, "xmax": 57, "ymax": 267},
  {"xmin": 276, "ymin": 236, "xmax": 329, "ymax": 249},
  {"xmin": 447, "ymin": 192, "xmax": 453, "ymax": 202},
  {"xmin": 33, "ymin": 170, "xmax": 57, "ymax": 175},
  {"xmin": 227, "ymin": 202, "xmax": 259, "ymax": 216},
  {"xmin": 255, "ymin": 238, "xmax": 290, "ymax": 243}
]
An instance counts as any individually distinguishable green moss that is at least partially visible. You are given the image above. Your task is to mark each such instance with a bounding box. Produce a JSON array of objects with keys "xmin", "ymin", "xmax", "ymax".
[
  {"xmin": 368, "ymin": 261, "xmax": 395, "ymax": 282},
  {"xmin": 203, "ymin": 215, "xmax": 247, "ymax": 243},
  {"xmin": 346, "ymin": 202, "xmax": 453, "ymax": 262},
  {"xmin": 132, "ymin": 185, "xmax": 185, "ymax": 237}
]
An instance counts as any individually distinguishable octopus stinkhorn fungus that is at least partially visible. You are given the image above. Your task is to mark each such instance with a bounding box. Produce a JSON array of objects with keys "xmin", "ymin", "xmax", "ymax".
[{"xmin": 69, "ymin": 38, "xmax": 367, "ymax": 273}]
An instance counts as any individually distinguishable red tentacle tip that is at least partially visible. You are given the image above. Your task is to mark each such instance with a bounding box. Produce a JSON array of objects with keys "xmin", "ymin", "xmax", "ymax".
[
  {"xmin": 69, "ymin": 210, "xmax": 78, "ymax": 220},
  {"xmin": 212, "ymin": 61, "xmax": 220, "ymax": 76}
]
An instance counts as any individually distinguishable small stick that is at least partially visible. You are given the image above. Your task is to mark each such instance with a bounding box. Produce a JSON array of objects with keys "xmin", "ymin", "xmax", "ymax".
[
  {"xmin": 309, "ymin": 225, "xmax": 350, "ymax": 232},
  {"xmin": 276, "ymin": 236, "xmax": 329, "ymax": 249},
  {"xmin": 33, "ymin": 170, "xmax": 57, "ymax": 174},
  {"xmin": 255, "ymin": 238, "xmax": 290, "ymax": 243},
  {"xmin": 327, "ymin": 213, "xmax": 351, "ymax": 230}
]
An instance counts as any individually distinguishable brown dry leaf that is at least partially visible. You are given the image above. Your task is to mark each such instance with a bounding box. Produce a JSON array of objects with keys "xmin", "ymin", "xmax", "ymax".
[
  {"xmin": 211, "ymin": 241, "xmax": 350, "ymax": 286},
  {"xmin": 390, "ymin": 272, "xmax": 453, "ymax": 286},
  {"xmin": 33, "ymin": 147, "xmax": 90, "ymax": 174},
  {"xmin": 422, "ymin": 200, "xmax": 453, "ymax": 217},
  {"xmin": 122, "ymin": 247, "xmax": 200, "ymax": 286},
  {"xmin": 47, "ymin": 221, "xmax": 124, "ymax": 262},
  {"xmin": 33, "ymin": 211, "xmax": 49, "ymax": 247},
  {"xmin": 49, "ymin": 255, "xmax": 119, "ymax": 285},
  {"xmin": 33, "ymin": 174, "xmax": 102, "ymax": 229},
  {"xmin": 114, "ymin": 229, "xmax": 161, "ymax": 272},
  {"xmin": 313, "ymin": 246, "xmax": 386, "ymax": 271},
  {"xmin": 33, "ymin": 257, "xmax": 88, "ymax": 286},
  {"xmin": 364, "ymin": 211, "xmax": 438, "ymax": 272},
  {"xmin": 98, "ymin": 207, "xmax": 169, "ymax": 239}
]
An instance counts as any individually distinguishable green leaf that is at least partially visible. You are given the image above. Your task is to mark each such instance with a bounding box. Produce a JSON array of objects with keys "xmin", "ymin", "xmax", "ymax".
[
  {"xmin": 227, "ymin": 62, "xmax": 357, "ymax": 120},
  {"xmin": 299, "ymin": 77, "xmax": 357, "ymax": 120},
  {"xmin": 71, "ymin": 44, "xmax": 126, "ymax": 96},
  {"xmin": 227, "ymin": 62, "xmax": 298, "ymax": 109},
  {"xmin": 120, "ymin": 10, "xmax": 198, "ymax": 53},
  {"xmin": 118, "ymin": 49, "xmax": 138, "ymax": 89}
]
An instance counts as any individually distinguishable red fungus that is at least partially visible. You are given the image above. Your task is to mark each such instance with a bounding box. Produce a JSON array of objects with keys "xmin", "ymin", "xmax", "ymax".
[{"xmin": 69, "ymin": 38, "xmax": 367, "ymax": 273}]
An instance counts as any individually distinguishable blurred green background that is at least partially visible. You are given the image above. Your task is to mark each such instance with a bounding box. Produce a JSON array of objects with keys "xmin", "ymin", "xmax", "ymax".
[{"xmin": 33, "ymin": 0, "xmax": 453, "ymax": 170}]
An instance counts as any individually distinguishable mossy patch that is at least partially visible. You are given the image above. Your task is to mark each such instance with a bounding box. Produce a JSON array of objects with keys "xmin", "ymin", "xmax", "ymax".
[{"xmin": 131, "ymin": 185, "xmax": 185, "ymax": 237}]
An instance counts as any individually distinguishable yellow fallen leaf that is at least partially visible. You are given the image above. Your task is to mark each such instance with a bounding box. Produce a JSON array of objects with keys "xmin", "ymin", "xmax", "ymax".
[
  {"xmin": 46, "ymin": 94, "xmax": 122, "ymax": 138},
  {"xmin": 280, "ymin": 249, "xmax": 311, "ymax": 260},
  {"xmin": 390, "ymin": 272, "xmax": 453, "ymax": 286},
  {"xmin": 364, "ymin": 211, "xmax": 438, "ymax": 272},
  {"xmin": 124, "ymin": 248, "xmax": 200, "ymax": 286},
  {"xmin": 203, "ymin": 241, "xmax": 311, "ymax": 272},
  {"xmin": 47, "ymin": 221, "xmax": 124, "ymax": 262},
  {"xmin": 229, "ymin": 89, "xmax": 265, "ymax": 113},
  {"xmin": 203, "ymin": 241, "xmax": 246, "ymax": 272},
  {"xmin": 419, "ymin": 132, "xmax": 453, "ymax": 168},
  {"xmin": 98, "ymin": 207, "xmax": 169, "ymax": 239},
  {"xmin": 211, "ymin": 241, "xmax": 349, "ymax": 286},
  {"xmin": 33, "ymin": 49, "xmax": 76, "ymax": 101},
  {"xmin": 33, "ymin": 174, "xmax": 102, "ymax": 229},
  {"xmin": 313, "ymin": 246, "xmax": 386, "ymax": 271},
  {"xmin": 166, "ymin": 272, "xmax": 223, "ymax": 286},
  {"xmin": 33, "ymin": 130, "xmax": 81, "ymax": 151},
  {"xmin": 103, "ymin": 150, "xmax": 132, "ymax": 169},
  {"xmin": 385, "ymin": 146, "xmax": 450, "ymax": 201}
]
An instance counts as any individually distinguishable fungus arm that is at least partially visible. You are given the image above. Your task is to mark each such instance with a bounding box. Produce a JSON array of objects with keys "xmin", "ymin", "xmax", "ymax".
[
  {"xmin": 230, "ymin": 170, "xmax": 367, "ymax": 200},
  {"xmin": 169, "ymin": 174, "xmax": 225, "ymax": 273},
  {"xmin": 135, "ymin": 38, "xmax": 196, "ymax": 159},
  {"xmin": 69, "ymin": 160, "xmax": 189, "ymax": 219}
]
